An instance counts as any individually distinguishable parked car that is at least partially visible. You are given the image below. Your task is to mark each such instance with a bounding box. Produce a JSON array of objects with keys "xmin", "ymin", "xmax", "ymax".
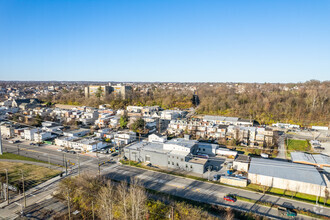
[
  {"xmin": 29, "ymin": 143, "xmax": 35, "ymax": 146},
  {"xmin": 57, "ymin": 149, "xmax": 63, "ymax": 152},
  {"xmin": 223, "ymin": 195, "xmax": 236, "ymax": 202},
  {"xmin": 68, "ymin": 151, "xmax": 76, "ymax": 154},
  {"xmin": 111, "ymin": 152, "xmax": 118, "ymax": 157}
]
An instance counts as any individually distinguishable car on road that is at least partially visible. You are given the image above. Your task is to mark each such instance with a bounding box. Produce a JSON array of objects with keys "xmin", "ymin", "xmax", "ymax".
[
  {"xmin": 278, "ymin": 207, "xmax": 297, "ymax": 217},
  {"xmin": 68, "ymin": 151, "xmax": 76, "ymax": 154},
  {"xmin": 111, "ymin": 152, "xmax": 118, "ymax": 157},
  {"xmin": 223, "ymin": 195, "xmax": 236, "ymax": 202},
  {"xmin": 57, "ymin": 149, "xmax": 63, "ymax": 152},
  {"xmin": 213, "ymin": 174, "xmax": 221, "ymax": 181},
  {"xmin": 29, "ymin": 143, "xmax": 35, "ymax": 145}
]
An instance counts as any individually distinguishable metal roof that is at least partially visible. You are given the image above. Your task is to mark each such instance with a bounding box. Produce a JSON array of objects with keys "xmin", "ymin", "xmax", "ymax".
[
  {"xmin": 291, "ymin": 152, "xmax": 330, "ymax": 166},
  {"xmin": 248, "ymin": 158, "xmax": 326, "ymax": 186}
]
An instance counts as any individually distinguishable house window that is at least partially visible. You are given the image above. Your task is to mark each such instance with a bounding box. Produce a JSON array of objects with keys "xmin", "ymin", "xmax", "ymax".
[
  {"xmin": 172, "ymin": 162, "xmax": 174, "ymax": 165},
  {"xmin": 176, "ymin": 163, "xmax": 179, "ymax": 166},
  {"xmin": 168, "ymin": 161, "xmax": 170, "ymax": 165},
  {"xmin": 203, "ymin": 149, "xmax": 205, "ymax": 151},
  {"xmin": 190, "ymin": 165, "xmax": 192, "ymax": 169},
  {"xmin": 181, "ymin": 158, "xmax": 183, "ymax": 162}
]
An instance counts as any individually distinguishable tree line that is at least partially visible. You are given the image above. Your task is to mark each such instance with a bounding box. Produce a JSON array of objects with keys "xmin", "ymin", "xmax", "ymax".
[{"xmin": 40, "ymin": 80, "xmax": 329, "ymax": 126}]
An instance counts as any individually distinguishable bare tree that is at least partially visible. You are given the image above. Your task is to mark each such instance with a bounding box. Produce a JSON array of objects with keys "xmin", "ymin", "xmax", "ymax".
[
  {"xmin": 97, "ymin": 181, "xmax": 115, "ymax": 220},
  {"xmin": 129, "ymin": 178, "xmax": 147, "ymax": 220},
  {"xmin": 118, "ymin": 181, "xmax": 129, "ymax": 220}
]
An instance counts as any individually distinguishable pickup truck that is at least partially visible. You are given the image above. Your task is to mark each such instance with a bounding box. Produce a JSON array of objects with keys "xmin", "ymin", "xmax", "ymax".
[{"xmin": 278, "ymin": 207, "xmax": 297, "ymax": 217}]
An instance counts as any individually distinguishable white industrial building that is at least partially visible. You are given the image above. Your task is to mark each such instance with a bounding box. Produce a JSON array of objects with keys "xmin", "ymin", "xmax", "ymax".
[{"xmin": 248, "ymin": 158, "xmax": 328, "ymax": 197}]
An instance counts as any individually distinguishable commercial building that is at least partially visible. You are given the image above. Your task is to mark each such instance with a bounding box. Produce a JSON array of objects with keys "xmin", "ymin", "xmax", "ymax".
[
  {"xmin": 124, "ymin": 137, "xmax": 209, "ymax": 174},
  {"xmin": 55, "ymin": 136, "xmax": 107, "ymax": 152},
  {"xmin": 63, "ymin": 128, "xmax": 90, "ymax": 137},
  {"xmin": 248, "ymin": 158, "xmax": 328, "ymax": 197}
]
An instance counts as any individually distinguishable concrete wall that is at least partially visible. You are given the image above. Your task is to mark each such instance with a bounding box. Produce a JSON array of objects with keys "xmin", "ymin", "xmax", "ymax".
[
  {"xmin": 248, "ymin": 173, "xmax": 327, "ymax": 197},
  {"xmin": 220, "ymin": 176, "xmax": 247, "ymax": 187}
]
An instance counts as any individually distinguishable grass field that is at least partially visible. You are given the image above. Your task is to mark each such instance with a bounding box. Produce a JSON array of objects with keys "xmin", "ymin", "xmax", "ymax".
[
  {"xmin": 0, "ymin": 161, "xmax": 61, "ymax": 190},
  {"xmin": 286, "ymin": 139, "xmax": 311, "ymax": 152},
  {"xmin": 0, "ymin": 152, "xmax": 48, "ymax": 163}
]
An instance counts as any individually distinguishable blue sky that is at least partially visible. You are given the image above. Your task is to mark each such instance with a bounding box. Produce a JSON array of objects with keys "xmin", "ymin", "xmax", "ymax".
[{"xmin": 0, "ymin": 0, "xmax": 329, "ymax": 82}]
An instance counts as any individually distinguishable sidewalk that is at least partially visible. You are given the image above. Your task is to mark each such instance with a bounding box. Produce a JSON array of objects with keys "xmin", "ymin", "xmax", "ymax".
[{"xmin": 0, "ymin": 174, "xmax": 63, "ymax": 209}]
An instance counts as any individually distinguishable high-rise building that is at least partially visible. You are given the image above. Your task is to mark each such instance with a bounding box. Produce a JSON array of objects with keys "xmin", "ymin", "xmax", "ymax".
[
  {"xmin": 84, "ymin": 85, "xmax": 111, "ymax": 98},
  {"xmin": 85, "ymin": 84, "xmax": 132, "ymax": 99}
]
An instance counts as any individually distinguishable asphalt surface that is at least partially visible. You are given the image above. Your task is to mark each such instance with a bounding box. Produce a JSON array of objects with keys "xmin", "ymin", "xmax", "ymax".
[
  {"xmin": 1, "ymin": 141, "xmax": 328, "ymax": 219},
  {"xmin": 276, "ymin": 133, "xmax": 287, "ymax": 159}
]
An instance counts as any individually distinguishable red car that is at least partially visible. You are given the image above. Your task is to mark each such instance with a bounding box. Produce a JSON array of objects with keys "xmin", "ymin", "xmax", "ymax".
[{"xmin": 223, "ymin": 195, "xmax": 237, "ymax": 202}]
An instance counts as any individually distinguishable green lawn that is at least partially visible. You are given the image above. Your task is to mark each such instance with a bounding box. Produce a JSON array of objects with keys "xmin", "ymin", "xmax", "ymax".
[
  {"xmin": 286, "ymin": 139, "xmax": 311, "ymax": 152},
  {"xmin": 247, "ymin": 183, "xmax": 330, "ymax": 206},
  {"xmin": 0, "ymin": 152, "xmax": 48, "ymax": 164}
]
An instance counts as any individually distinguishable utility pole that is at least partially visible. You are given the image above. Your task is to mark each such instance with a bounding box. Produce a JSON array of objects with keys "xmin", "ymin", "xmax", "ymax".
[
  {"xmin": 48, "ymin": 154, "xmax": 50, "ymax": 168},
  {"xmin": 65, "ymin": 160, "xmax": 68, "ymax": 175},
  {"xmin": 4, "ymin": 169, "xmax": 9, "ymax": 205},
  {"xmin": 77, "ymin": 154, "xmax": 80, "ymax": 175},
  {"xmin": 62, "ymin": 153, "xmax": 65, "ymax": 167},
  {"xmin": 92, "ymin": 201, "xmax": 95, "ymax": 220},
  {"xmin": 17, "ymin": 145, "xmax": 20, "ymax": 155},
  {"xmin": 0, "ymin": 128, "xmax": 3, "ymax": 155},
  {"xmin": 98, "ymin": 162, "xmax": 101, "ymax": 178},
  {"xmin": 21, "ymin": 170, "xmax": 26, "ymax": 208},
  {"xmin": 67, "ymin": 190, "xmax": 71, "ymax": 220}
]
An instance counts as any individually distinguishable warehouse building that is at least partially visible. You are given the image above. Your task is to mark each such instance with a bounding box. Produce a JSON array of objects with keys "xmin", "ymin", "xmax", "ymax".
[
  {"xmin": 248, "ymin": 158, "xmax": 328, "ymax": 197},
  {"xmin": 291, "ymin": 152, "xmax": 330, "ymax": 168}
]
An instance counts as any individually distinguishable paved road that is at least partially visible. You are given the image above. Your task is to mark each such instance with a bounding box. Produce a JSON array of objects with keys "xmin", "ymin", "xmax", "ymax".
[
  {"xmin": 276, "ymin": 134, "xmax": 287, "ymax": 159},
  {"xmin": 1, "ymin": 142, "xmax": 328, "ymax": 219}
]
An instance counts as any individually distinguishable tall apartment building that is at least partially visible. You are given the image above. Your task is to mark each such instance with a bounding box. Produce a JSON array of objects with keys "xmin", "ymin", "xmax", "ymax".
[
  {"xmin": 85, "ymin": 84, "xmax": 132, "ymax": 99},
  {"xmin": 84, "ymin": 85, "xmax": 112, "ymax": 98}
]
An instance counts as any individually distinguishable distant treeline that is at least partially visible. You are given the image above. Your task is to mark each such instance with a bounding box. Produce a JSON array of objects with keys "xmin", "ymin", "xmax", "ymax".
[{"xmin": 41, "ymin": 80, "xmax": 329, "ymax": 126}]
